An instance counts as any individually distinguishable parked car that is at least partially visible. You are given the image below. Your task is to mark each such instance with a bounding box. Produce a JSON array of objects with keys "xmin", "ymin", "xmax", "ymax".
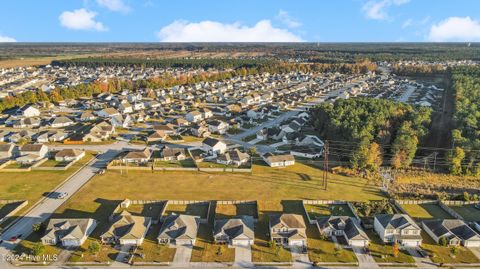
[{"xmin": 57, "ymin": 192, "xmax": 68, "ymax": 199}]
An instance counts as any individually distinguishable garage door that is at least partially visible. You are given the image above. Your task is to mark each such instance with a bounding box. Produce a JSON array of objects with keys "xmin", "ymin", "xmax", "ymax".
[
  {"xmin": 465, "ymin": 241, "xmax": 480, "ymax": 248},
  {"xmin": 233, "ymin": 240, "xmax": 251, "ymax": 246},
  {"xmin": 402, "ymin": 240, "xmax": 420, "ymax": 247},
  {"xmin": 289, "ymin": 240, "xmax": 305, "ymax": 246},
  {"xmin": 350, "ymin": 240, "xmax": 367, "ymax": 247}
]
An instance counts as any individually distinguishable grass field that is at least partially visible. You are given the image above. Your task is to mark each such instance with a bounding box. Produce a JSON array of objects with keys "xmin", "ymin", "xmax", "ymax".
[
  {"xmin": 448, "ymin": 205, "xmax": 480, "ymax": 222},
  {"xmin": 420, "ymin": 231, "xmax": 480, "ymax": 264},
  {"xmin": 401, "ymin": 203, "xmax": 453, "ymax": 220}
]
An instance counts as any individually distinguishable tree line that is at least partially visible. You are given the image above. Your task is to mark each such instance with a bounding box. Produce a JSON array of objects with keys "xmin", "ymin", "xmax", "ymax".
[
  {"xmin": 312, "ymin": 98, "xmax": 431, "ymax": 176},
  {"xmin": 449, "ymin": 67, "xmax": 480, "ymax": 176}
]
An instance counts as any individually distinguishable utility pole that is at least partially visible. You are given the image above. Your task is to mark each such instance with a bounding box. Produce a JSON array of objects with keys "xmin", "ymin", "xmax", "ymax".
[
  {"xmin": 433, "ymin": 152, "xmax": 438, "ymax": 172},
  {"xmin": 323, "ymin": 140, "xmax": 329, "ymax": 190}
]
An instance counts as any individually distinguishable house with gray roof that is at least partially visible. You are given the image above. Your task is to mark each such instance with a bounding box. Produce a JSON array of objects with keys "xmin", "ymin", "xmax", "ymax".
[
  {"xmin": 158, "ymin": 214, "xmax": 200, "ymax": 246},
  {"xmin": 41, "ymin": 218, "xmax": 97, "ymax": 247},
  {"xmin": 213, "ymin": 216, "xmax": 254, "ymax": 246},
  {"xmin": 316, "ymin": 216, "xmax": 369, "ymax": 247},
  {"xmin": 269, "ymin": 213, "xmax": 307, "ymax": 247},
  {"xmin": 422, "ymin": 219, "xmax": 480, "ymax": 247},
  {"xmin": 374, "ymin": 214, "xmax": 422, "ymax": 246}
]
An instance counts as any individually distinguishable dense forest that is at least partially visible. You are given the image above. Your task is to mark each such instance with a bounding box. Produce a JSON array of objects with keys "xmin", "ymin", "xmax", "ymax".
[
  {"xmin": 312, "ymin": 98, "xmax": 431, "ymax": 174},
  {"xmin": 449, "ymin": 67, "xmax": 480, "ymax": 176},
  {"xmin": 391, "ymin": 64, "xmax": 446, "ymax": 76}
]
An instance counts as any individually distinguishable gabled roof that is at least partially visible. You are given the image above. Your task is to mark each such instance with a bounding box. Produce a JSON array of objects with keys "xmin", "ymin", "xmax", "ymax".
[
  {"xmin": 43, "ymin": 218, "xmax": 95, "ymax": 242},
  {"xmin": 158, "ymin": 214, "xmax": 199, "ymax": 240},
  {"xmin": 270, "ymin": 213, "xmax": 306, "ymax": 229},
  {"xmin": 214, "ymin": 216, "xmax": 254, "ymax": 240},
  {"xmin": 202, "ymin": 137, "xmax": 224, "ymax": 148},
  {"xmin": 375, "ymin": 214, "xmax": 420, "ymax": 230},
  {"xmin": 424, "ymin": 219, "xmax": 480, "ymax": 241},
  {"xmin": 317, "ymin": 216, "xmax": 369, "ymax": 241},
  {"xmin": 103, "ymin": 211, "xmax": 151, "ymax": 240}
]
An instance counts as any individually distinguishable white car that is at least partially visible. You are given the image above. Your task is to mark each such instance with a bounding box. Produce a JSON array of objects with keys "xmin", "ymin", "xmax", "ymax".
[{"xmin": 57, "ymin": 192, "xmax": 68, "ymax": 199}]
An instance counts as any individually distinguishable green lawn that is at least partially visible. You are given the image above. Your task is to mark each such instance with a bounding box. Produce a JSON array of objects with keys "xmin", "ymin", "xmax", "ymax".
[
  {"xmin": 365, "ymin": 230, "xmax": 415, "ymax": 264},
  {"xmin": 304, "ymin": 204, "xmax": 355, "ymax": 220},
  {"xmin": 190, "ymin": 224, "xmax": 235, "ymax": 262},
  {"xmin": 420, "ymin": 231, "xmax": 480, "ymax": 264},
  {"xmin": 39, "ymin": 159, "xmax": 69, "ymax": 168},
  {"xmin": 401, "ymin": 203, "xmax": 453, "ymax": 220},
  {"xmin": 448, "ymin": 205, "xmax": 480, "ymax": 222},
  {"xmin": 68, "ymin": 237, "xmax": 118, "ymax": 263},
  {"xmin": 4, "ymin": 162, "xmax": 31, "ymax": 169},
  {"xmin": 163, "ymin": 203, "xmax": 209, "ymax": 219}
]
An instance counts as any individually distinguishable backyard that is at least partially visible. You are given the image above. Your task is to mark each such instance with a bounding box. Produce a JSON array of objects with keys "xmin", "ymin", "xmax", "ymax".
[
  {"xmin": 304, "ymin": 203, "xmax": 355, "ymax": 220},
  {"xmin": 401, "ymin": 203, "xmax": 453, "ymax": 220},
  {"xmin": 448, "ymin": 204, "xmax": 480, "ymax": 222}
]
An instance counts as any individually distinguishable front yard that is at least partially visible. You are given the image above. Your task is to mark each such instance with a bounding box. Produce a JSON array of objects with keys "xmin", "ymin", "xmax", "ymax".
[
  {"xmin": 365, "ymin": 230, "xmax": 415, "ymax": 264},
  {"xmin": 420, "ymin": 231, "xmax": 480, "ymax": 264},
  {"xmin": 190, "ymin": 224, "xmax": 235, "ymax": 262},
  {"xmin": 132, "ymin": 224, "xmax": 176, "ymax": 263}
]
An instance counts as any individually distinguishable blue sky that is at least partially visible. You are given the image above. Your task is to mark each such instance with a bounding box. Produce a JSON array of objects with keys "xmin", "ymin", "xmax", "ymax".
[{"xmin": 0, "ymin": 0, "xmax": 479, "ymax": 42}]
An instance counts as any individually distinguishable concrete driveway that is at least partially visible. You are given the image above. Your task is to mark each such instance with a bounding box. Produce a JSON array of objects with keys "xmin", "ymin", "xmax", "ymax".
[
  {"xmin": 291, "ymin": 246, "xmax": 310, "ymax": 268},
  {"xmin": 233, "ymin": 245, "xmax": 252, "ymax": 268},
  {"xmin": 352, "ymin": 246, "xmax": 379, "ymax": 268},
  {"xmin": 405, "ymin": 247, "xmax": 436, "ymax": 268},
  {"xmin": 173, "ymin": 245, "xmax": 193, "ymax": 265}
]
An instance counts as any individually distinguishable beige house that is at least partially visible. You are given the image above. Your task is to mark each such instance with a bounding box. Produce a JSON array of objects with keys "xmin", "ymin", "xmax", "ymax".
[
  {"xmin": 101, "ymin": 211, "xmax": 151, "ymax": 246},
  {"xmin": 42, "ymin": 218, "xmax": 97, "ymax": 247},
  {"xmin": 269, "ymin": 214, "xmax": 307, "ymax": 247}
]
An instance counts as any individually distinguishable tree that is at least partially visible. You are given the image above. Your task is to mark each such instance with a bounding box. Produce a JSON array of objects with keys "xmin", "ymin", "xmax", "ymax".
[
  {"xmin": 352, "ymin": 139, "xmax": 382, "ymax": 175},
  {"xmin": 88, "ymin": 241, "xmax": 100, "ymax": 255},
  {"xmin": 463, "ymin": 192, "xmax": 471, "ymax": 202},
  {"xmin": 32, "ymin": 222, "xmax": 43, "ymax": 233},
  {"xmin": 449, "ymin": 147, "xmax": 465, "ymax": 175},
  {"xmin": 391, "ymin": 122, "xmax": 418, "ymax": 169},
  {"xmin": 392, "ymin": 243, "xmax": 400, "ymax": 258},
  {"xmin": 32, "ymin": 243, "xmax": 45, "ymax": 256},
  {"xmin": 450, "ymin": 246, "xmax": 458, "ymax": 257},
  {"xmin": 439, "ymin": 236, "xmax": 448, "ymax": 247}
]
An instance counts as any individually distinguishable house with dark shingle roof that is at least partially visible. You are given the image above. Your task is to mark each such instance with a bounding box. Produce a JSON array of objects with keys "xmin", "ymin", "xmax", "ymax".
[
  {"xmin": 374, "ymin": 214, "xmax": 422, "ymax": 246},
  {"xmin": 42, "ymin": 218, "xmax": 97, "ymax": 247},
  {"xmin": 316, "ymin": 216, "xmax": 369, "ymax": 247},
  {"xmin": 422, "ymin": 219, "xmax": 480, "ymax": 247}
]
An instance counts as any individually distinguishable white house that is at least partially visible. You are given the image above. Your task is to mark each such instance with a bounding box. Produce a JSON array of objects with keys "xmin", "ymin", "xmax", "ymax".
[
  {"xmin": 158, "ymin": 214, "xmax": 200, "ymax": 246},
  {"xmin": 262, "ymin": 153, "xmax": 295, "ymax": 167},
  {"xmin": 374, "ymin": 214, "xmax": 422, "ymax": 246},
  {"xmin": 18, "ymin": 105, "xmax": 40, "ymax": 118},
  {"xmin": 316, "ymin": 216, "xmax": 369, "ymax": 247},
  {"xmin": 55, "ymin": 149, "xmax": 85, "ymax": 162},
  {"xmin": 202, "ymin": 137, "xmax": 227, "ymax": 155},
  {"xmin": 186, "ymin": 111, "xmax": 203, "ymax": 123}
]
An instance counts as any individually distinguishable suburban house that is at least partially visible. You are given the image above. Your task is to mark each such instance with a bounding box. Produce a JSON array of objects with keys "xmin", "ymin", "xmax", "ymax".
[
  {"xmin": 422, "ymin": 219, "xmax": 480, "ymax": 247},
  {"xmin": 374, "ymin": 214, "xmax": 422, "ymax": 246},
  {"xmin": 269, "ymin": 213, "xmax": 307, "ymax": 247},
  {"xmin": 82, "ymin": 121, "xmax": 115, "ymax": 142},
  {"xmin": 121, "ymin": 148, "xmax": 152, "ymax": 164},
  {"xmin": 0, "ymin": 143, "xmax": 14, "ymax": 160},
  {"xmin": 17, "ymin": 105, "xmax": 40, "ymax": 118},
  {"xmin": 202, "ymin": 137, "xmax": 227, "ymax": 155},
  {"xmin": 55, "ymin": 149, "xmax": 85, "ymax": 162},
  {"xmin": 207, "ymin": 120, "xmax": 229, "ymax": 134},
  {"xmin": 101, "ymin": 211, "xmax": 151, "ymax": 246},
  {"xmin": 96, "ymin": 107, "xmax": 120, "ymax": 118},
  {"xmin": 213, "ymin": 216, "xmax": 255, "ymax": 246},
  {"xmin": 186, "ymin": 111, "xmax": 203, "ymax": 123},
  {"xmin": 216, "ymin": 149, "xmax": 250, "ymax": 166},
  {"xmin": 262, "ymin": 153, "xmax": 295, "ymax": 167},
  {"xmin": 50, "ymin": 116, "xmax": 74, "ymax": 128},
  {"xmin": 160, "ymin": 147, "xmax": 187, "ymax": 161},
  {"xmin": 316, "ymin": 216, "xmax": 370, "ymax": 247},
  {"xmin": 147, "ymin": 130, "xmax": 167, "ymax": 143},
  {"xmin": 157, "ymin": 214, "xmax": 200, "ymax": 246},
  {"xmin": 41, "ymin": 218, "xmax": 97, "ymax": 247},
  {"xmin": 16, "ymin": 144, "xmax": 49, "ymax": 164}
]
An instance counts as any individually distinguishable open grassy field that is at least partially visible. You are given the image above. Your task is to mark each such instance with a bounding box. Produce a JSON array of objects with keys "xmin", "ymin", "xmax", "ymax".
[
  {"xmin": 448, "ymin": 205, "xmax": 480, "ymax": 222},
  {"xmin": 401, "ymin": 203, "xmax": 453, "ymax": 220},
  {"xmin": 420, "ymin": 231, "xmax": 480, "ymax": 264}
]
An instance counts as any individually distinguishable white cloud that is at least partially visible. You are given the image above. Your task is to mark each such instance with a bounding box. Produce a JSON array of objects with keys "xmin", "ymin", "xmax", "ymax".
[
  {"xmin": 0, "ymin": 34, "xmax": 16, "ymax": 42},
  {"xmin": 428, "ymin": 16, "xmax": 480, "ymax": 42},
  {"xmin": 97, "ymin": 0, "xmax": 131, "ymax": 13},
  {"xmin": 362, "ymin": 0, "xmax": 410, "ymax": 21},
  {"xmin": 157, "ymin": 20, "xmax": 304, "ymax": 42},
  {"xmin": 402, "ymin": 18, "xmax": 413, "ymax": 28},
  {"xmin": 276, "ymin": 10, "xmax": 302, "ymax": 28},
  {"xmin": 59, "ymin": 9, "xmax": 108, "ymax": 31}
]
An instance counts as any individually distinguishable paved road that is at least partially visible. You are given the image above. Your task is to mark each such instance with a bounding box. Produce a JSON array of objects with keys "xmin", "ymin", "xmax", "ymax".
[{"xmin": 0, "ymin": 148, "xmax": 122, "ymax": 268}]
